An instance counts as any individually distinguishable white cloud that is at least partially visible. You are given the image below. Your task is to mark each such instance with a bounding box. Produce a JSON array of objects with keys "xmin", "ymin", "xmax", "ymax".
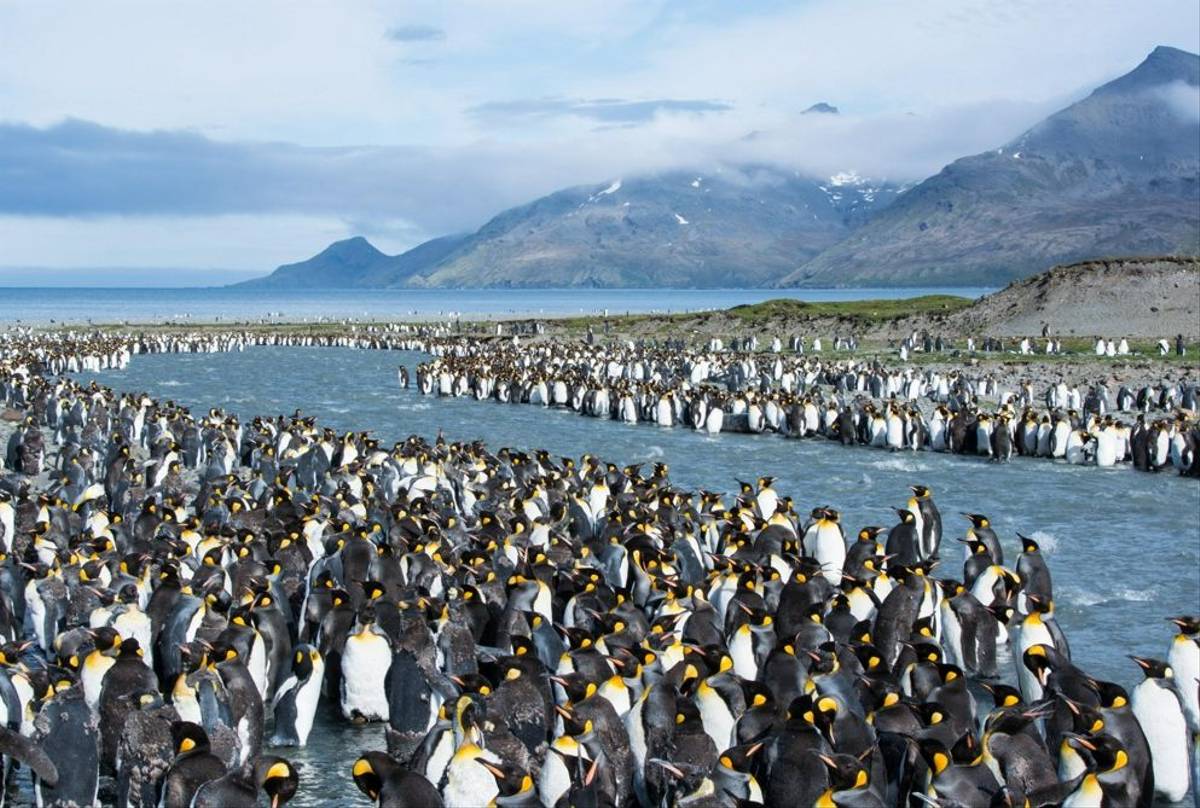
[
  {"xmin": 0, "ymin": 0, "xmax": 1195, "ymax": 268},
  {"xmin": 1155, "ymin": 80, "xmax": 1200, "ymax": 122},
  {"xmin": 0, "ymin": 214, "xmax": 370, "ymax": 270}
]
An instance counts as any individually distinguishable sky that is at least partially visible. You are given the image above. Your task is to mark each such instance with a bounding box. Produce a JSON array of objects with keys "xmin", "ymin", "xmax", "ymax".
[{"xmin": 1, "ymin": 0, "xmax": 1198, "ymax": 273}]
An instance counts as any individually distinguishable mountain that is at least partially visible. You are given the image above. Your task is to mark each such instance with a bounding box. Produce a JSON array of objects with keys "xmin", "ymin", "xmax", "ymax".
[
  {"xmin": 241, "ymin": 237, "xmax": 388, "ymax": 288},
  {"xmin": 243, "ymin": 46, "xmax": 1199, "ymax": 290},
  {"xmin": 242, "ymin": 168, "xmax": 905, "ymax": 288},
  {"xmin": 237, "ymin": 234, "xmax": 472, "ymax": 288},
  {"xmin": 779, "ymin": 45, "xmax": 1200, "ymax": 287}
]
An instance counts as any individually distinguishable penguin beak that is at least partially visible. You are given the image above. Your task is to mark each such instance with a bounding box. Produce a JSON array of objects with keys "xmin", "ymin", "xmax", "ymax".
[
  {"xmin": 1062, "ymin": 732, "xmax": 1096, "ymax": 752},
  {"xmin": 650, "ymin": 759, "xmax": 685, "ymax": 779},
  {"xmin": 478, "ymin": 760, "xmax": 505, "ymax": 779}
]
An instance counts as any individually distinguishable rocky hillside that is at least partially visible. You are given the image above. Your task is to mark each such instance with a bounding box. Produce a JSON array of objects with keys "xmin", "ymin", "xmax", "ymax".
[
  {"xmin": 946, "ymin": 256, "xmax": 1200, "ymax": 338},
  {"xmin": 780, "ymin": 46, "xmax": 1200, "ymax": 287},
  {"xmin": 239, "ymin": 168, "xmax": 904, "ymax": 288}
]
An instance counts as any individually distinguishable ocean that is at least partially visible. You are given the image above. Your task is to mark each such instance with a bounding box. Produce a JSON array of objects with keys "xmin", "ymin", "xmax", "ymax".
[{"xmin": 0, "ymin": 286, "xmax": 993, "ymax": 325}]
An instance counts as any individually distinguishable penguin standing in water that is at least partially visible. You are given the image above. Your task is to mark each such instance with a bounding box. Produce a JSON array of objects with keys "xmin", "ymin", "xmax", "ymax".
[
  {"xmin": 908, "ymin": 485, "xmax": 942, "ymax": 561},
  {"xmin": 1016, "ymin": 534, "xmax": 1052, "ymax": 612},
  {"xmin": 1166, "ymin": 616, "xmax": 1200, "ymax": 732},
  {"xmin": 963, "ymin": 513, "xmax": 1003, "ymax": 564},
  {"xmin": 340, "ymin": 606, "xmax": 392, "ymax": 722},
  {"xmin": 1130, "ymin": 656, "xmax": 1191, "ymax": 804},
  {"xmin": 270, "ymin": 644, "xmax": 324, "ymax": 747},
  {"xmin": 0, "ymin": 724, "xmax": 58, "ymax": 807},
  {"xmin": 885, "ymin": 509, "xmax": 921, "ymax": 568}
]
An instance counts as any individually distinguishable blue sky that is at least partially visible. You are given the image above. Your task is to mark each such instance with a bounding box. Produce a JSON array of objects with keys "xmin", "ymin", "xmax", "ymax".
[{"xmin": 1, "ymin": 0, "xmax": 1197, "ymax": 271}]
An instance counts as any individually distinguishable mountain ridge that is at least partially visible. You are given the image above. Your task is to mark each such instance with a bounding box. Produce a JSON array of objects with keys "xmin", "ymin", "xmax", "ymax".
[
  {"xmin": 240, "ymin": 46, "xmax": 1200, "ymax": 290},
  {"xmin": 778, "ymin": 45, "xmax": 1200, "ymax": 287}
]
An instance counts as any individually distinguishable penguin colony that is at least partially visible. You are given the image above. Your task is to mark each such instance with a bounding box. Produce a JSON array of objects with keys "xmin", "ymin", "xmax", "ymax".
[
  {"xmin": 7, "ymin": 325, "xmax": 1198, "ymax": 475},
  {"xmin": 0, "ymin": 330, "xmax": 1196, "ymax": 807},
  {"xmin": 414, "ymin": 339, "xmax": 1200, "ymax": 476}
]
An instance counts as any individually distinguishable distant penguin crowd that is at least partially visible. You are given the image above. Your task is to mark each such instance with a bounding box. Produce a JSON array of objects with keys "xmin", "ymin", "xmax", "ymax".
[
  {"xmin": 414, "ymin": 339, "xmax": 1200, "ymax": 477},
  {"xmin": 0, "ymin": 330, "xmax": 1195, "ymax": 807}
]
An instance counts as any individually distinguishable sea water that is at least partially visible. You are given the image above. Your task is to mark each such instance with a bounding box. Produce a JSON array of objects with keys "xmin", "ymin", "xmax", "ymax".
[{"xmin": 0, "ymin": 286, "xmax": 993, "ymax": 325}]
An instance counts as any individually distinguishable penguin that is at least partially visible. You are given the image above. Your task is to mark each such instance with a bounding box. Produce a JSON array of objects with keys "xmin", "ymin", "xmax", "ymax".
[
  {"xmin": 885, "ymin": 509, "xmax": 921, "ymax": 569},
  {"xmin": 353, "ymin": 751, "xmax": 444, "ymax": 807},
  {"xmin": 908, "ymin": 485, "xmax": 942, "ymax": 561},
  {"xmin": 0, "ymin": 724, "xmax": 58, "ymax": 806},
  {"xmin": 160, "ymin": 721, "xmax": 227, "ymax": 808},
  {"xmin": 441, "ymin": 741, "xmax": 502, "ymax": 808},
  {"xmin": 192, "ymin": 755, "xmax": 299, "ymax": 808},
  {"xmin": 340, "ymin": 606, "xmax": 392, "ymax": 722},
  {"xmin": 1166, "ymin": 616, "xmax": 1200, "ymax": 731},
  {"xmin": 1129, "ymin": 656, "xmax": 1191, "ymax": 803},
  {"xmin": 270, "ymin": 644, "xmax": 324, "ymax": 747},
  {"xmin": 1088, "ymin": 678, "xmax": 1155, "ymax": 807},
  {"xmin": 114, "ymin": 690, "xmax": 179, "ymax": 808},
  {"xmin": 963, "ymin": 513, "xmax": 1003, "ymax": 564},
  {"xmin": 97, "ymin": 637, "xmax": 159, "ymax": 770},
  {"xmin": 79, "ymin": 625, "xmax": 122, "ymax": 711},
  {"xmin": 33, "ymin": 674, "xmax": 100, "ymax": 808},
  {"xmin": 210, "ymin": 638, "xmax": 264, "ymax": 765},
  {"xmin": 802, "ymin": 507, "xmax": 846, "ymax": 585},
  {"xmin": 1015, "ymin": 534, "xmax": 1052, "ymax": 610},
  {"xmin": 1061, "ymin": 733, "xmax": 1140, "ymax": 808}
]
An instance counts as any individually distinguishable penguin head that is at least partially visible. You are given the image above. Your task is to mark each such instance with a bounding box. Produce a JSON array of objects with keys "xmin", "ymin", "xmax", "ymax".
[
  {"xmin": 210, "ymin": 640, "xmax": 240, "ymax": 664},
  {"xmin": 1021, "ymin": 645, "xmax": 1057, "ymax": 687},
  {"xmin": 1168, "ymin": 615, "xmax": 1200, "ymax": 637},
  {"xmin": 131, "ymin": 689, "xmax": 164, "ymax": 711},
  {"xmin": 1062, "ymin": 732, "xmax": 1129, "ymax": 776},
  {"xmin": 451, "ymin": 673, "xmax": 494, "ymax": 698},
  {"xmin": 718, "ymin": 741, "xmax": 764, "ymax": 775},
  {"xmin": 961, "ymin": 513, "xmax": 989, "ymax": 529},
  {"xmin": 351, "ymin": 752, "xmax": 394, "ymax": 802},
  {"xmin": 817, "ymin": 752, "xmax": 871, "ymax": 794},
  {"xmin": 979, "ymin": 682, "xmax": 1023, "ymax": 710},
  {"xmin": 1129, "ymin": 656, "xmax": 1173, "ymax": 680},
  {"xmin": 39, "ymin": 664, "xmax": 77, "ymax": 700},
  {"xmin": 256, "ymin": 756, "xmax": 299, "ymax": 808},
  {"xmin": 90, "ymin": 626, "xmax": 123, "ymax": 654},
  {"xmin": 856, "ymin": 526, "xmax": 885, "ymax": 543},
  {"xmin": 956, "ymin": 536, "xmax": 988, "ymax": 556},
  {"xmin": 673, "ymin": 697, "xmax": 704, "ymax": 733},
  {"xmin": 478, "ymin": 759, "xmax": 533, "ymax": 800},
  {"xmin": 170, "ymin": 721, "xmax": 210, "ymax": 758},
  {"xmin": 117, "ymin": 638, "xmax": 145, "ymax": 660}
]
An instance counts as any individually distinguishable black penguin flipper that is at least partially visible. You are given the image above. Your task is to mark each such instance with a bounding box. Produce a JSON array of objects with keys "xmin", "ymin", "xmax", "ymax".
[
  {"xmin": 957, "ymin": 609, "xmax": 980, "ymax": 673},
  {"xmin": 0, "ymin": 726, "xmax": 57, "ymax": 785}
]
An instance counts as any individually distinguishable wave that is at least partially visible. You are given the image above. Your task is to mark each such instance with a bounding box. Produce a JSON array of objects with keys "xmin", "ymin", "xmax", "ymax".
[
  {"xmin": 869, "ymin": 456, "xmax": 930, "ymax": 473},
  {"xmin": 1059, "ymin": 585, "xmax": 1157, "ymax": 607},
  {"xmin": 1027, "ymin": 529, "xmax": 1059, "ymax": 555}
]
